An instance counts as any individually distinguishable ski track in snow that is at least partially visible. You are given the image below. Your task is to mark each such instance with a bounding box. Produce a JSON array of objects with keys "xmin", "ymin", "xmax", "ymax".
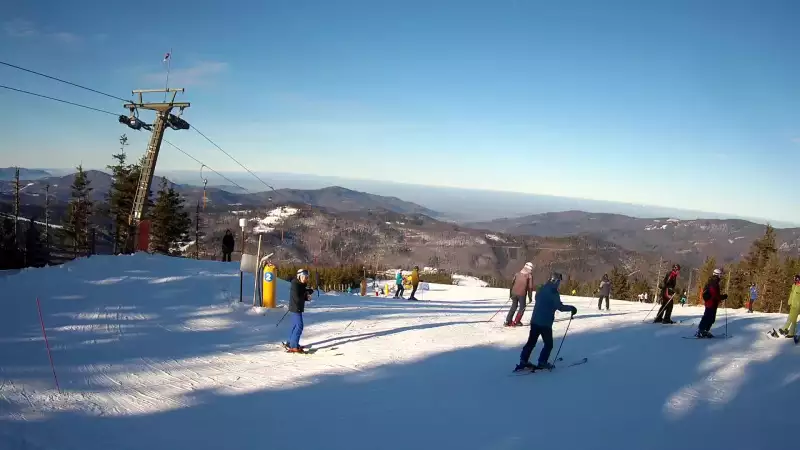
[{"xmin": 0, "ymin": 254, "xmax": 799, "ymax": 450}]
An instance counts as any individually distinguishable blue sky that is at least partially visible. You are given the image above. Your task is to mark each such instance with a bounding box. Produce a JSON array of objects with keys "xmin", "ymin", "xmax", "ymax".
[{"xmin": 1, "ymin": 0, "xmax": 799, "ymax": 223}]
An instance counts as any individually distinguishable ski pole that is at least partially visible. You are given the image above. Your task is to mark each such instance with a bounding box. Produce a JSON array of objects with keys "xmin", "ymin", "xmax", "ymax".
[
  {"xmin": 724, "ymin": 297, "xmax": 728, "ymax": 338},
  {"xmin": 550, "ymin": 315, "xmax": 573, "ymax": 370},
  {"xmin": 275, "ymin": 309, "xmax": 289, "ymax": 327},
  {"xmin": 487, "ymin": 297, "xmax": 512, "ymax": 323}
]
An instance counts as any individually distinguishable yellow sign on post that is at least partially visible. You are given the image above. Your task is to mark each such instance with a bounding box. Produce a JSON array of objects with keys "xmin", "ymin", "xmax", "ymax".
[{"xmin": 262, "ymin": 263, "xmax": 277, "ymax": 308}]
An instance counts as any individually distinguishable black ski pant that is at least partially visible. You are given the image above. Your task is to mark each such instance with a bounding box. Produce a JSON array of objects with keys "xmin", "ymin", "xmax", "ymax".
[
  {"xmin": 698, "ymin": 305, "xmax": 717, "ymax": 332},
  {"xmin": 222, "ymin": 251, "xmax": 232, "ymax": 262},
  {"xmin": 597, "ymin": 295, "xmax": 609, "ymax": 310},
  {"xmin": 655, "ymin": 295, "xmax": 674, "ymax": 322},
  {"xmin": 520, "ymin": 324, "xmax": 553, "ymax": 366},
  {"xmin": 410, "ymin": 283, "xmax": 418, "ymax": 299},
  {"xmin": 395, "ymin": 284, "xmax": 404, "ymax": 298},
  {"xmin": 505, "ymin": 295, "xmax": 527, "ymax": 324}
]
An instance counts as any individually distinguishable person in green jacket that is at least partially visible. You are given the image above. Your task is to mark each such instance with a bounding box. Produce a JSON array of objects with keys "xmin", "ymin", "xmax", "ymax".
[{"xmin": 778, "ymin": 274, "xmax": 800, "ymax": 338}]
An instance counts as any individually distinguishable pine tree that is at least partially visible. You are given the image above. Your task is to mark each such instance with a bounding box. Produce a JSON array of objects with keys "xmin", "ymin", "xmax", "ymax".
[
  {"xmin": 760, "ymin": 255, "xmax": 788, "ymax": 313},
  {"xmin": 609, "ymin": 265, "xmax": 630, "ymax": 300},
  {"xmin": 62, "ymin": 165, "xmax": 94, "ymax": 254},
  {"xmin": 150, "ymin": 178, "xmax": 191, "ymax": 255}
]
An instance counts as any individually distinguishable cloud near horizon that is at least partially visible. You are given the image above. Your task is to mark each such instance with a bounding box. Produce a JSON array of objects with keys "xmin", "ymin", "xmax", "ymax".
[
  {"xmin": 142, "ymin": 61, "xmax": 228, "ymax": 87},
  {"xmin": 3, "ymin": 18, "xmax": 82, "ymax": 44}
]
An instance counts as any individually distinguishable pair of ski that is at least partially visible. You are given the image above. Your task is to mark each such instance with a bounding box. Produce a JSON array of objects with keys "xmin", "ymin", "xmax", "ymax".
[
  {"xmin": 280, "ymin": 342, "xmax": 344, "ymax": 355},
  {"xmin": 511, "ymin": 357, "xmax": 589, "ymax": 376},
  {"xmin": 682, "ymin": 333, "xmax": 729, "ymax": 339},
  {"xmin": 766, "ymin": 328, "xmax": 800, "ymax": 344}
]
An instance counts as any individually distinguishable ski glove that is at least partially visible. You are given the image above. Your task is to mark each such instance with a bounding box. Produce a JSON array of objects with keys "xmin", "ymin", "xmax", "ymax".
[{"xmin": 570, "ymin": 306, "xmax": 578, "ymax": 317}]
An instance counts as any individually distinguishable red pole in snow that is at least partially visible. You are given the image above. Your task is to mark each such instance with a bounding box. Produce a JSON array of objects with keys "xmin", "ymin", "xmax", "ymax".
[{"xmin": 36, "ymin": 297, "xmax": 60, "ymax": 393}]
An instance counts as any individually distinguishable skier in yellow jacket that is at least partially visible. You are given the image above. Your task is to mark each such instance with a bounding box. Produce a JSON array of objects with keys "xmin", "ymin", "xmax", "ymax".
[
  {"xmin": 409, "ymin": 266, "xmax": 420, "ymax": 301},
  {"xmin": 778, "ymin": 274, "xmax": 800, "ymax": 338}
]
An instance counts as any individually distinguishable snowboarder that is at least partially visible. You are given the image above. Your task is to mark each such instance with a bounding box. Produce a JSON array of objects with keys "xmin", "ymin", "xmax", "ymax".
[
  {"xmin": 654, "ymin": 264, "xmax": 680, "ymax": 324},
  {"xmin": 394, "ymin": 269, "xmax": 405, "ymax": 299},
  {"xmin": 409, "ymin": 266, "xmax": 420, "ymax": 300},
  {"xmin": 777, "ymin": 274, "xmax": 800, "ymax": 338},
  {"xmin": 505, "ymin": 262, "xmax": 534, "ymax": 327},
  {"xmin": 286, "ymin": 269, "xmax": 313, "ymax": 353},
  {"xmin": 221, "ymin": 230, "xmax": 234, "ymax": 262},
  {"xmin": 695, "ymin": 268, "xmax": 727, "ymax": 338},
  {"xmin": 514, "ymin": 273, "xmax": 577, "ymax": 372},
  {"xmin": 597, "ymin": 274, "xmax": 611, "ymax": 311},
  {"xmin": 748, "ymin": 283, "xmax": 757, "ymax": 313}
]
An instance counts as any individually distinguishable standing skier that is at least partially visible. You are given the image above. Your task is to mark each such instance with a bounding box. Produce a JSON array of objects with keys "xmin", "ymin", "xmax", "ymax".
[
  {"xmin": 394, "ymin": 269, "xmax": 405, "ymax": 299},
  {"xmin": 777, "ymin": 274, "xmax": 800, "ymax": 338},
  {"xmin": 409, "ymin": 266, "xmax": 420, "ymax": 301},
  {"xmin": 597, "ymin": 274, "xmax": 611, "ymax": 311},
  {"xmin": 654, "ymin": 264, "xmax": 680, "ymax": 324},
  {"xmin": 286, "ymin": 269, "xmax": 313, "ymax": 353},
  {"xmin": 514, "ymin": 273, "xmax": 577, "ymax": 372},
  {"xmin": 505, "ymin": 262, "xmax": 534, "ymax": 327},
  {"xmin": 748, "ymin": 283, "xmax": 757, "ymax": 313},
  {"xmin": 680, "ymin": 291, "xmax": 687, "ymax": 307},
  {"xmin": 696, "ymin": 268, "xmax": 727, "ymax": 338}
]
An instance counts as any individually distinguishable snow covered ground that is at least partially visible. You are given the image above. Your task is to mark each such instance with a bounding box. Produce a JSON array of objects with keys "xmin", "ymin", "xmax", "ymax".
[{"xmin": 1, "ymin": 254, "xmax": 798, "ymax": 450}]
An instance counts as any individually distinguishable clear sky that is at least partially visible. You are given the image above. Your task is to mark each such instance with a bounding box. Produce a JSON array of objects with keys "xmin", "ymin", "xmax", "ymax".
[{"xmin": 1, "ymin": 0, "xmax": 799, "ymax": 223}]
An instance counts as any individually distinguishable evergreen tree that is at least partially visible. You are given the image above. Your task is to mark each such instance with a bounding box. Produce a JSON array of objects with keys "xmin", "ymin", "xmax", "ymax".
[
  {"xmin": 609, "ymin": 265, "xmax": 630, "ymax": 300},
  {"xmin": 760, "ymin": 255, "xmax": 788, "ymax": 313},
  {"xmin": 24, "ymin": 217, "xmax": 43, "ymax": 267},
  {"xmin": 561, "ymin": 276, "xmax": 580, "ymax": 295},
  {"xmin": 150, "ymin": 178, "xmax": 191, "ymax": 255},
  {"xmin": 630, "ymin": 276, "xmax": 650, "ymax": 300},
  {"xmin": 62, "ymin": 165, "xmax": 94, "ymax": 254}
]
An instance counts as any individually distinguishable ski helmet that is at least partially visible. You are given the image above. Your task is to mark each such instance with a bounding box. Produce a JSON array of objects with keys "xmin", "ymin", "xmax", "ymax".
[
  {"xmin": 712, "ymin": 268, "xmax": 723, "ymax": 277},
  {"xmin": 549, "ymin": 272, "xmax": 563, "ymax": 284},
  {"xmin": 297, "ymin": 268, "xmax": 309, "ymax": 278},
  {"xmin": 794, "ymin": 274, "xmax": 800, "ymax": 283},
  {"xmin": 673, "ymin": 264, "xmax": 681, "ymax": 271}
]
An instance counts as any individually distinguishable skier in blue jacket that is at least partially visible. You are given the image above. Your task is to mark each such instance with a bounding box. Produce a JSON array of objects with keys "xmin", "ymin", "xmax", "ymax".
[
  {"xmin": 515, "ymin": 272, "xmax": 577, "ymax": 372},
  {"xmin": 393, "ymin": 270, "xmax": 405, "ymax": 299}
]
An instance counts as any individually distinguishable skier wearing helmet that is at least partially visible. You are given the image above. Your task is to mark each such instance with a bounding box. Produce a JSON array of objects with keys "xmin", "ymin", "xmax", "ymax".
[
  {"xmin": 505, "ymin": 262, "xmax": 534, "ymax": 327},
  {"xmin": 696, "ymin": 268, "xmax": 728, "ymax": 338},
  {"xmin": 777, "ymin": 274, "xmax": 800, "ymax": 339},
  {"xmin": 514, "ymin": 273, "xmax": 577, "ymax": 372},
  {"xmin": 654, "ymin": 263, "xmax": 681, "ymax": 324}
]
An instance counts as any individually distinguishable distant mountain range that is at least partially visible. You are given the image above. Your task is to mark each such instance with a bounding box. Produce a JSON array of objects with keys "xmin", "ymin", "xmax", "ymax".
[
  {"xmin": 0, "ymin": 170, "xmax": 441, "ymax": 218},
  {"xmin": 0, "ymin": 167, "xmax": 52, "ymax": 181},
  {"xmin": 467, "ymin": 210, "xmax": 800, "ymax": 268}
]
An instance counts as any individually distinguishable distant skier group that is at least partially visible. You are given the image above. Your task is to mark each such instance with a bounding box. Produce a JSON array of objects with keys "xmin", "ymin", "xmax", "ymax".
[
  {"xmin": 280, "ymin": 258, "xmax": 800, "ymax": 356},
  {"xmin": 506, "ymin": 261, "xmax": 800, "ymax": 372}
]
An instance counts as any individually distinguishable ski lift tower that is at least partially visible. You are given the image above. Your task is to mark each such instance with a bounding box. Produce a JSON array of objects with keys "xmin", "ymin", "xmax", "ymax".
[{"xmin": 121, "ymin": 88, "xmax": 190, "ymax": 253}]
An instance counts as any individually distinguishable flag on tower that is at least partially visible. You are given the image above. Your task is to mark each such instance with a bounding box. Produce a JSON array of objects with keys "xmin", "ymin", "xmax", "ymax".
[{"xmin": 163, "ymin": 52, "xmax": 171, "ymax": 63}]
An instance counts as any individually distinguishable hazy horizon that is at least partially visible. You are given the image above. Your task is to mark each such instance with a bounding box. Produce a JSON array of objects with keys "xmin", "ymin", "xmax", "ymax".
[{"xmin": 26, "ymin": 166, "xmax": 800, "ymax": 229}]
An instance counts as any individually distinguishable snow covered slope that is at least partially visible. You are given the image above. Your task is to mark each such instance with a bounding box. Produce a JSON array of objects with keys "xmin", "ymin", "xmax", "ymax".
[{"xmin": 1, "ymin": 254, "xmax": 798, "ymax": 450}]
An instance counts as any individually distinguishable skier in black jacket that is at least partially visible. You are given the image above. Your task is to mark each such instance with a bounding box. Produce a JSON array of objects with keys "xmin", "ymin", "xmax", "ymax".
[
  {"xmin": 654, "ymin": 264, "xmax": 680, "ymax": 324},
  {"xmin": 221, "ymin": 230, "xmax": 234, "ymax": 262},
  {"xmin": 286, "ymin": 269, "xmax": 314, "ymax": 353}
]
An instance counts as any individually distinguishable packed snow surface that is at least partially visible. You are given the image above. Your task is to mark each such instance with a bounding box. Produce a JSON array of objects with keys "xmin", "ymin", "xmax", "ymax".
[{"xmin": 1, "ymin": 254, "xmax": 798, "ymax": 450}]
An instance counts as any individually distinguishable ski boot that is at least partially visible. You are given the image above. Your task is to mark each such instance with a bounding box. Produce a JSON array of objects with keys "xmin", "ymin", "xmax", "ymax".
[
  {"xmin": 653, "ymin": 317, "xmax": 663, "ymax": 323},
  {"xmin": 662, "ymin": 319, "xmax": 676, "ymax": 324},
  {"xmin": 695, "ymin": 330, "xmax": 713, "ymax": 338},
  {"xmin": 512, "ymin": 313, "xmax": 523, "ymax": 327},
  {"xmin": 514, "ymin": 361, "xmax": 536, "ymax": 372},
  {"xmin": 536, "ymin": 361, "xmax": 555, "ymax": 370},
  {"xmin": 504, "ymin": 321, "xmax": 512, "ymax": 327}
]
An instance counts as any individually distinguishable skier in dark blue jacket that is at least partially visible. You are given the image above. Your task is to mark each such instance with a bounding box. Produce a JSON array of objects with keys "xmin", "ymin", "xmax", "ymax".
[{"xmin": 515, "ymin": 272, "xmax": 577, "ymax": 372}]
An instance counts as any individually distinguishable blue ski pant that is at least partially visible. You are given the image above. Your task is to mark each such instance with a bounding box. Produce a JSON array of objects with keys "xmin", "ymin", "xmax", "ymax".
[
  {"xmin": 288, "ymin": 312, "xmax": 304, "ymax": 349},
  {"xmin": 520, "ymin": 324, "xmax": 553, "ymax": 366},
  {"xmin": 395, "ymin": 283, "xmax": 404, "ymax": 298}
]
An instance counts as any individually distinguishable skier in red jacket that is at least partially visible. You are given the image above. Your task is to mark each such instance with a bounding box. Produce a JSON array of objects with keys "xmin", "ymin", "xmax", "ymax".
[{"xmin": 695, "ymin": 268, "xmax": 728, "ymax": 338}]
